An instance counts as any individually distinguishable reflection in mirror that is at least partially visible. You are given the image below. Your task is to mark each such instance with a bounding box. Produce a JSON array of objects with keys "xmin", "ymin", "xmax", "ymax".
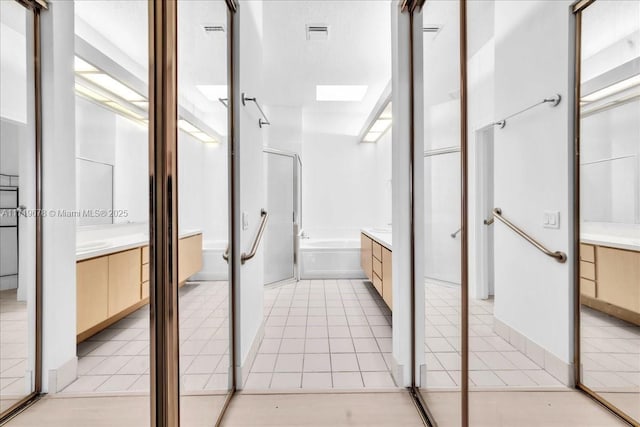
[
  {"xmin": 177, "ymin": 1, "xmax": 231, "ymax": 423},
  {"xmin": 0, "ymin": 0, "xmax": 36, "ymax": 414},
  {"xmin": 579, "ymin": 0, "xmax": 640, "ymax": 423}
]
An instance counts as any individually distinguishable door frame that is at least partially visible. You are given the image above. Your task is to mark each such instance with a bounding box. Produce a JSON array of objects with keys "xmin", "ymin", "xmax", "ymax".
[
  {"xmin": 571, "ymin": 1, "xmax": 638, "ymax": 425},
  {"xmin": 0, "ymin": 0, "xmax": 45, "ymax": 422}
]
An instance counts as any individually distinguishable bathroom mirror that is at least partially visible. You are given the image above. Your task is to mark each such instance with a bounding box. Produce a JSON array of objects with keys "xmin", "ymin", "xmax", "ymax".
[{"xmin": 578, "ymin": 0, "xmax": 640, "ymax": 423}]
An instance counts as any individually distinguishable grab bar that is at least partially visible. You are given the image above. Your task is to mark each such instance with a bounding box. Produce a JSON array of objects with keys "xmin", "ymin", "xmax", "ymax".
[
  {"xmin": 450, "ymin": 228, "xmax": 461, "ymax": 238},
  {"xmin": 492, "ymin": 207, "xmax": 566, "ymax": 263},
  {"xmin": 222, "ymin": 246, "xmax": 229, "ymax": 262},
  {"xmin": 242, "ymin": 93, "xmax": 271, "ymax": 128},
  {"xmin": 241, "ymin": 209, "xmax": 269, "ymax": 264}
]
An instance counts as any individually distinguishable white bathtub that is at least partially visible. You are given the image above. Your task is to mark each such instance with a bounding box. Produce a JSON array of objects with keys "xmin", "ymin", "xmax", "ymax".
[
  {"xmin": 299, "ymin": 239, "xmax": 365, "ymax": 279},
  {"xmin": 192, "ymin": 239, "xmax": 229, "ymax": 281}
]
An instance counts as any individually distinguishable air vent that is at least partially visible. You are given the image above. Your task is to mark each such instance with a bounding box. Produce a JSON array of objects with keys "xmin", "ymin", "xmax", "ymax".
[
  {"xmin": 202, "ymin": 24, "xmax": 225, "ymax": 33},
  {"xmin": 423, "ymin": 25, "xmax": 441, "ymax": 33},
  {"xmin": 306, "ymin": 24, "xmax": 329, "ymax": 41}
]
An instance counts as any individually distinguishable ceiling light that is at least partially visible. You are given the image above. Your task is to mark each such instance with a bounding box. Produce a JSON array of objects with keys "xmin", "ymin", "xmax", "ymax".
[
  {"xmin": 178, "ymin": 119, "xmax": 199, "ymax": 133},
  {"xmin": 132, "ymin": 101, "xmax": 148, "ymax": 110},
  {"xmin": 363, "ymin": 132, "xmax": 382, "ymax": 142},
  {"xmin": 74, "ymin": 56, "xmax": 98, "ymax": 73},
  {"xmin": 82, "ymin": 73, "xmax": 145, "ymax": 102},
  {"xmin": 380, "ymin": 102, "xmax": 392, "ymax": 119},
  {"xmin": 75, "ymin": 83, "xmax": 109, "ymax": 102},
  {"xmin": 581, "ymin": 74, "xmax": 640, "ymax": 103},
  {"xmin": 370, "ymin": 118, "xmax": 391, "ymax": 133},
  {"xmin": 104, "ymin": 101, "xmax": 145, "ymax": 120},
  {"xmin": 190, "ymin": 131, "xmax": 218, "ymax": 143},
  {"xmin": 316, "ymin": 85, "xmax": 368, "ymax": 102},
  {"xmin": 197, "ymin": 85, "xmax": 228, "ymax": 101}
]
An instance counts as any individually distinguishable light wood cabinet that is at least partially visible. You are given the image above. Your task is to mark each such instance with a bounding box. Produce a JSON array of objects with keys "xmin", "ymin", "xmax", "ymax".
[
  {"xmin": 580, "ymin": 242, "xmax": 640, "ymax": 326},
  {"xmin": 179, "ymin": 234, "xmax": 203, "ymax": 284},
  {"xmin": 382, "ymin": 248, "xmax": 393, "ymax": 308},
  {"xmin": 108, "ymin": 248, "xmax": 142, "ymax": 316},
  {"xmin": 361, "ymin": 232, "xmax": 392, "ymax": 311},
  {"xmin": 361, "ymin": 234, "xmax": 373, "ymax": 281},
  {"xmin": 77, "ymin": 257, "xmax": 109, "ymax": 335}
]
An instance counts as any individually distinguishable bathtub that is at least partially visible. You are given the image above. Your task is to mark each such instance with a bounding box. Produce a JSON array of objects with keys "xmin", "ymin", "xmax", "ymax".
[
  {"xmin": 299, "ymin": 239, "xmax": 366, "ymax": 279},
  {"xmin": 192, "ymin": 239, "xmax": 229, "ymax": 281}
]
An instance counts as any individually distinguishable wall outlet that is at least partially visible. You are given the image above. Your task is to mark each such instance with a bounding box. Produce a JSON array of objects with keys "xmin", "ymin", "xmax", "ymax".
[
  {"xmin": 543, "ymin": 211, "xmax": 560, "ymax": 229},
  {"xmin": 242, "ymin": 211, "xmax": 249, "ymax": 230}
]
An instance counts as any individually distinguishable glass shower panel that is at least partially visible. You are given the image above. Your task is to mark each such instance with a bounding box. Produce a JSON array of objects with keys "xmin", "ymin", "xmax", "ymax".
[
  {"xmin": 0, "ymin": 1, "xmax": 36, "ymax": 415},
  {"xmin": 263, "ymin": 151, "xmax": 295, "ymax": 285},
  {"xmin": 418, "ymin": 1, "xmax": 462, "ymax": 425},
  {"xmin": 579, "ymin": 1, "xmax": 640, "ymax": 423},
  {"xmin": 177, "ymin": 1, "xmax": 232, "ymax": 423}
]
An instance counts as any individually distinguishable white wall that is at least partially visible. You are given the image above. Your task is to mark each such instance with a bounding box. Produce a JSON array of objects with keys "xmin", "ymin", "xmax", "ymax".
[
  {"xmin": 41, "ymin": 0, "xmax": 78, "ymax": 392},
  {"xmin": 301, "ymin": 132, "xmax": 385, "ymax": 240},
  {"xmin": 233, "ymin": 0, "xmax": 266, "ymax": 384},
  {"xmin": 492, "ymin": 0, "xmax": 574, "ymax": 372}
]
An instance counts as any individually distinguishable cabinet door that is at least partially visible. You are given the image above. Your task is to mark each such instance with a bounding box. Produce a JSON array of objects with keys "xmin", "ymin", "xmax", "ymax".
[
  {"xmin": 108, "ymin": 248, "xmax": 142, "ymax": 316},
  {"xmin": 77, "ymin": 257, "xmax": 109, "ymax": 334},
  {"xmin": 361, "ymin": 233, "xmax": 373, "ymax": 281},
  {"xmin": 179, "ymin": 234, "xmax": 203, "ymax": 284},
  {"xmin": 382, "ymin": 248, "xmax": 392, "ymax": 309},
  {"xmin": 597, "ymin": 247, "xmax": 640, "ymax": 312}
]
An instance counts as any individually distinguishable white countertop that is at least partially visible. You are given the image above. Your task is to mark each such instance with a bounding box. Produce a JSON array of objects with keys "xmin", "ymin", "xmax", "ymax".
[
  {"xmin": 580, "ymin": 222, "xmax": 640, "ymax": 252},
  {"xmin": 362, "ymin": 228, "xmax": 392, "ymax": 251},
  {"xmin": 76, "ymin": 225, "xmax": 201, "ymax": 261}
]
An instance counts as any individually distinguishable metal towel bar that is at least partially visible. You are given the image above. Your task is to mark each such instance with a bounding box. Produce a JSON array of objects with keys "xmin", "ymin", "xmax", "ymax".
[
  {"xmin": 492, "ymin": 207, "xmax": 567, "ymax": 263},
  {"xmin": 222, "ymin": 209, "xmax": 269, "ymax": 264},
  {"xmin": 242, "ymin": 93, "xmax": 271, "ymax": 128}
]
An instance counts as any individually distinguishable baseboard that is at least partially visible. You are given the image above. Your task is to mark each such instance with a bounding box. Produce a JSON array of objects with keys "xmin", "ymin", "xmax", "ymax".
[
  {"xmin": 48, "ymin": 356, "xmax": 78, "ymax": 393},
  {"xmin": 494, "ymin": 318, "xmax": 573, "ymax": 386},
  {"xmin": 239, "ymin": 322, "xmax": 265, "ymax": 389}
]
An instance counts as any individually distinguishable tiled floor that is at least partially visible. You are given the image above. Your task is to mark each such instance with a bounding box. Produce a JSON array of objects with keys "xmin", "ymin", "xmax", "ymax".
[
  {"xmin": 424, "ymin": 282, "xmax": 565, "ymax": 389},
  {"xmin": 245, "ymin": 279, "xmax": 397, "ymax": 390},
  {"xmin": 0, "ymin": 289, "xmax": 29, "ymax": 413},
  {"xmin": 61, "ymin": 281, "xmax": 230, "ymax": 394},
  {"xmin": 581, "ymin": 305, "xmax": 640, "ymax": 393}
]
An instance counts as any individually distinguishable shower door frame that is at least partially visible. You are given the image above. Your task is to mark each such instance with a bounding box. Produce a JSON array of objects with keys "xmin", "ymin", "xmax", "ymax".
[
  {"xmin": 262, "ymin": 147, "xmax": 302, "ymax": 284},
  {"xmin": 0, "ymin": 0, "xmax": 45, "ymax": 422}
]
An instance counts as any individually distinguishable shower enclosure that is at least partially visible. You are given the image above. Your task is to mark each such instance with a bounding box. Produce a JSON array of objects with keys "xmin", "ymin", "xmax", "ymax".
[{"xmin": 263, "ymin": 147, "xmax": 302, "ymax": 284}]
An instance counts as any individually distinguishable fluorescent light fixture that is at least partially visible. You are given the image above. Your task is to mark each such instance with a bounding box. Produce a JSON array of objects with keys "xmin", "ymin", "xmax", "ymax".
[
  {"xmin": 363, "ymin": 132, "xmax": 382, "ymax": 142},
  {"xmin": 582, "ymin": 74, "xmax": 640, "ymax": 103},
  {"xmin": 380, "ymin": 102, "xmax": 392, "ymax": 119},
  {"xmin": 370, "ymin": 118, "xmax": 392, "ymax": 133},
  {"xmin": 75, "ymin": 83, "xmax": 109, "ymax": 102},
  {"xmin": 316, "ymin": 85, "xmax": 368, "ymax": 102},
  {"xmin": 104, "ymin": 101, "xmax": 145, "ymax": 120},
  {"xmin": 190, "ymin": 131, "xmax": 218, "ymax": 143},
  {"xmin": 74, "ymin": 56, "xmax": 98, "ymax": 73},
  {"xmin": 132, "ymin": 101, "xmax": 149, "ymax": 110},
  {"xmin": 82, "ymin": 73, "xmax": 145, "ymax": 102},
  {"xmin": 178, "ymin": 119, "xmax": 199, "ymax": 133},
  {"xmin": 197, "ymin": 85, "xmax": 228, "ymax": 101}
]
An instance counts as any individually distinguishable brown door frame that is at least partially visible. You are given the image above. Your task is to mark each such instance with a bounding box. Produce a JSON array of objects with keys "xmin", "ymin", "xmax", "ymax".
[{"xmin": 0, "ymin": 0, "xmax": 46, "ymax": 422}]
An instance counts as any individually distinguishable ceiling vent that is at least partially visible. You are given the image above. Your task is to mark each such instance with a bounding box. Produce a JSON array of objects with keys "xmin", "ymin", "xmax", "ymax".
[
  {"xmin": 202, "ymin": 24, "xmax": 225, "ymax": 34},
  {"xmin": 423, "ymin": 25, "xmax": 441, "ymax": 34},
  {"xmin": 306, "ymin": 24, "xmax": 329, "ymax": 41}
]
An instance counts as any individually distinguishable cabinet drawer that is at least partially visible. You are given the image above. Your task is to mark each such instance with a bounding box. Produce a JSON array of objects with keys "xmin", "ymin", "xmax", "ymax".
[
  {"xmin": 372, "ymin": 241, "xmax": 382, "ymax": 261},
  {"xmin": 580, "ymin": 278, "xmax": 596, "ymax": 299},
  {"xmin": 373, "ymin": 273, "xmax": 383, "ymax": 295},
  {"xmin": 142, "ymin": 263, "xmax": 149, "ymax": 282},
  {"xmin": 580, "ymin": 244, "xmax": 595, "ymax": 263},
  {"xmin": 580, "ymin": 261, "xmax": 596, "ymax": 281},
  {"xmin": 141, "ymin": 281, "xmax": 149, "ymax": 299},
  {"xmin": 373, "ymin": 258, "xmax": 382, "ymax": 277},
  {"xmin": 142, "ymin": 245, "xmax": 149, "ymax": 265}
]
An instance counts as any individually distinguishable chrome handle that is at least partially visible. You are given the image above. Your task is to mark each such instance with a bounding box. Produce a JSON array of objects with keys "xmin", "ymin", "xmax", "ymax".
[
  {"xmin": 241, "ymin": 209, "xmax": 268, "ymax": 264},
  {"xmin": 492, "ymin": 207, "xmax": 566, "ymax": 263},
  {"xmin": 450, "ymin": 228, "xmax": 461, "ymax": 238}
]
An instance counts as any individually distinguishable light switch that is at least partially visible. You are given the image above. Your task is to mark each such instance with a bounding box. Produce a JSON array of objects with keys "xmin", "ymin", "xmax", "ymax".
[
  {"xmin": 242, "ymin": 211, "xmax": 249, "ymax": 230},
  {"xmin": 543, "ymin": 211, "xmax": 560, "ymax": 229}
]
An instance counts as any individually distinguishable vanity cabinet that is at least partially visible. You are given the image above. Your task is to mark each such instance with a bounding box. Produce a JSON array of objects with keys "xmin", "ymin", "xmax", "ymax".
[
  {"xmin": 361, "ymin": 232, "xmax": 392, "ymax": 310},
  {"xmin": 580, "ymin": 243, "xmax": 640, "ymax": 326},
  {"xmin": 77, "ymin": 233, "xmax": 203, "ymax": 341}
]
